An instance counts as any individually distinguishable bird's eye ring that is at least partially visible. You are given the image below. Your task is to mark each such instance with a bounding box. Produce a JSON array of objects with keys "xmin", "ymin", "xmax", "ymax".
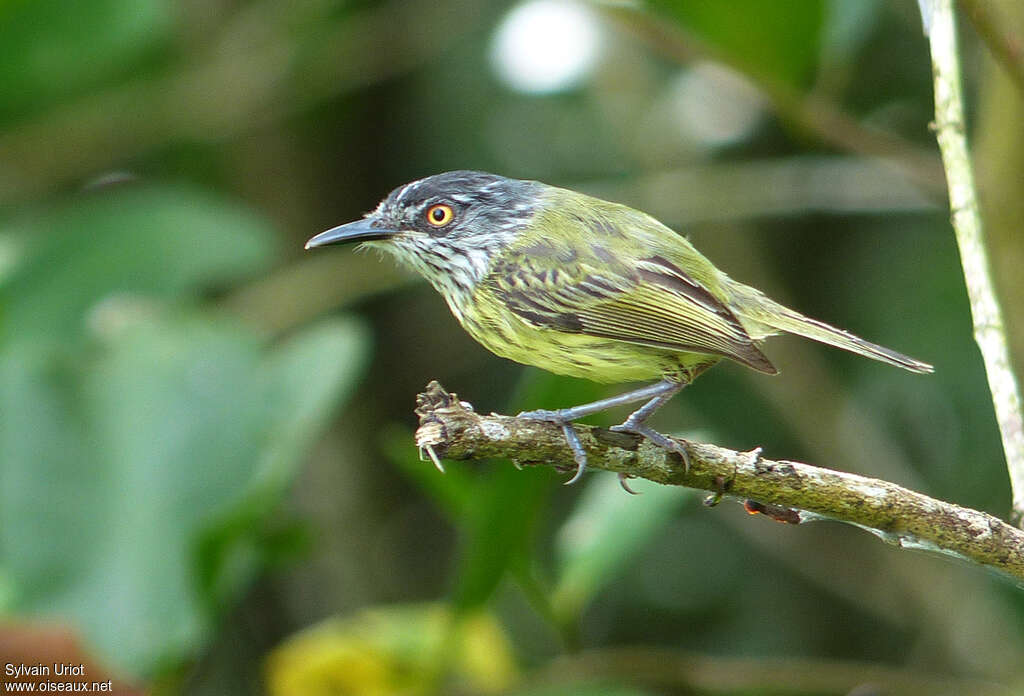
[{"xmin": 426, "ymin": 204, "xmax": 454, "ymax": 227}]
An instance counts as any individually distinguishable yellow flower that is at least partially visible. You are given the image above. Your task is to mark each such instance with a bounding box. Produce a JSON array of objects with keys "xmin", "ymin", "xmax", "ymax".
[{"xmin": 265, "ymin": 604, "xmax": 517, "ymax": 696}]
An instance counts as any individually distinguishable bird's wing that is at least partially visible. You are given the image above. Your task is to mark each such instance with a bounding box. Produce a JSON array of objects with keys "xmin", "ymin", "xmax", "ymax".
[{"xmin": 485, "ymin": 246, "xmax": 777, "ymax": 374}]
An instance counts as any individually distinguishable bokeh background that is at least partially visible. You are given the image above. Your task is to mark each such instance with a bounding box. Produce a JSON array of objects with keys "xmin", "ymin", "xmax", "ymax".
[{"xmin": 2, "ymin": 0, "xmax": 1023, "ymax": 694}]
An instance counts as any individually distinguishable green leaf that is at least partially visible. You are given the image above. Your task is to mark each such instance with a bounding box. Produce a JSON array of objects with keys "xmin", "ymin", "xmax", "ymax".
[
  {"xmin": 194, "ymin": 317, "xmax": 370, "ymax": 612},
  {"xmin": 0, "ymin": 313, "xmax": 367, "ymax": 678},
  {"xmin": 649, "ymin": 0, "xmax": 826, "ymax": 86},
  {"xmin": 443, "ymin": 368, "xmax": 626, "ymax": 616},
  {"xmin": 0, "ymin": 0, "xmax": 171, "ymax": 122},
  {"xmin": 452, "ymin": 465, "xmax": 552, "ymax": 611},
  {"xmin": 553, "ymin": 475, "xmax": 697, "ymax": 622},
  {"xmin": 0, "ymin": 184, "xmax": 276, "ymax": 344}
]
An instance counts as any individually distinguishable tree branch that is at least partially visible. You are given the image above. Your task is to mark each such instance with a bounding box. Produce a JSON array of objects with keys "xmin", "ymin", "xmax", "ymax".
[
  {"xmin": 922, "ymin": 0, "xmax": 1024, "ymax": 526},
  {"xmin": 600, "ymin": 4, "xmax": 947, "ymax": 197},
  {"xmin": 414, "ymin": 381, "xmax": 1024, "ymax": 584}
]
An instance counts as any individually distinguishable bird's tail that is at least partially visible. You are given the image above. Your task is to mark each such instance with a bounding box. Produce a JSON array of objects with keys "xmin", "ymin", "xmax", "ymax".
[{"xmin": 740, "ymin": 292, "xmax": 934, "ymax": 374}]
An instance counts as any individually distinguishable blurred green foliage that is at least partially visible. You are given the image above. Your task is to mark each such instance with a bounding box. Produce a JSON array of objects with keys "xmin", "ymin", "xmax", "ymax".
[
  {"xmin": 0, "ymin": 181, "xmax": 368, "ymax": 676},
  {"xmin": 1, "ymin": 0, "xmax": 1023, "ymax": 694},
  {"xmin": 0, "ymin": 0, "xmax": 170, "ymax": 122},
  {"xmin": 649, "ymin": 0, "xmax": 826, "ymax": 85},
  {"xmin": 3, "ymin": 186, "xmax": 273, "ymax": 342}
]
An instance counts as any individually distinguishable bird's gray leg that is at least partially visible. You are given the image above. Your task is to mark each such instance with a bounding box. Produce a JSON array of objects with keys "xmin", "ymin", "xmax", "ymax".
[
  {"xmin": 610, "ymin": 382, "xmax": 689, "ymax": 472},
  {"xmin": 517, "ymin": 380, "xmax": 681, "ymax": 486},
  {"xmin": 517, "ymin": 380, "xmax": 681, "ymax": 422}
]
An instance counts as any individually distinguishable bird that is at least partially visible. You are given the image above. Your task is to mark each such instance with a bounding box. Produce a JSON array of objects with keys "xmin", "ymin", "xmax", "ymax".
[{"xmin": 306, "ymin": 170, "xmax": 932, "ymax": 486}]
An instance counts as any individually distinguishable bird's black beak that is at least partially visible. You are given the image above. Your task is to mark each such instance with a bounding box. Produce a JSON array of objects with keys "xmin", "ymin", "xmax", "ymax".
[{"xmin": 304, "ymin": 217, "xmax": 397, "ymax": 250}]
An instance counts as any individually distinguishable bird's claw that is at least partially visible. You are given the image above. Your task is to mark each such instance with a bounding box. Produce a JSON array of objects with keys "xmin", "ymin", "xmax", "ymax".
[
  {"xmin": 519, "ymin": 405, "xmax": 690, "ymax": 488},
  {"xmin": 618, "ymin": 473, "xmax": 639, "ymax": 494},
  {"xmin": 610, "ymin": 422, "xmax": 690, "ymax": 472},
  {"xmin": 559, "ymin": 421, "xmax": 587, "ymax": 485},
  {"xmin": 517, "ymin": 409, "xmax": 588, "ymax": 485}
]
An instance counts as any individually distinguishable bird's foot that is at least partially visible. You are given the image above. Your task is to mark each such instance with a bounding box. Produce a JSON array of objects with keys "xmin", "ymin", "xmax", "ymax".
[
  {"xmin": 516, "ymin": 409, "xmax": 588, "ymax": 485},
  {"xmin": 610, "ymin": 420, "xmax": 690, "ymax": 472}
]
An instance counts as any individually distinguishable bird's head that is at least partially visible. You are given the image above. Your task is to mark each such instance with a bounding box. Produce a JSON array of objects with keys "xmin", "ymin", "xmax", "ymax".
[{"xmin": 306, "ymin": 171, "xmax": 541, "ymax": 299}]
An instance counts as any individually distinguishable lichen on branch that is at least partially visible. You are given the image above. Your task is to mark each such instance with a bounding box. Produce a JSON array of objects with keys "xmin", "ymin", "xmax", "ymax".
[{"xmin": 414, "ymin": 381, "xmax": 1024, "ymax": 584}]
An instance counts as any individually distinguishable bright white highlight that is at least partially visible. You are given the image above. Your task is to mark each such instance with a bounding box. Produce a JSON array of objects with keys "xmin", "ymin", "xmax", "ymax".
[
  {"xmin": 669, "ymin": 61, "xmax": 766, "ymax": 148},
  {"xmin": 490, "ymin": 0, "xmax": 602, "ymax": 94}
]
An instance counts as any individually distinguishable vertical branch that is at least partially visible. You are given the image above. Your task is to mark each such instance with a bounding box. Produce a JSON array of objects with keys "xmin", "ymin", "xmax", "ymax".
[{"xmin": 923, "ymin": 0, "xmax": 1024, "ymax": 525}]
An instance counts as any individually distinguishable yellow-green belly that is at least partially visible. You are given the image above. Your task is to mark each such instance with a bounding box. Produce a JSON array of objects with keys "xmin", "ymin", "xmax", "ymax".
[{"xmin": 453, "ymin": 293, "xmax": 716, "ymax": 384}]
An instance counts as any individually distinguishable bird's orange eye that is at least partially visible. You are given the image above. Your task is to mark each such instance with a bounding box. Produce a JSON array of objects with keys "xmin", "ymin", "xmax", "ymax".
[{"xmin": 426, "ymin": 204, "xmax": 454, "ymax": 227}]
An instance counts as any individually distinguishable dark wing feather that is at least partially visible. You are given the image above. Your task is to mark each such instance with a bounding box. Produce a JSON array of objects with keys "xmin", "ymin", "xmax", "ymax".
[{"xmin": 488, "ymin": 251, "xmax": 777, "ymax": 374}]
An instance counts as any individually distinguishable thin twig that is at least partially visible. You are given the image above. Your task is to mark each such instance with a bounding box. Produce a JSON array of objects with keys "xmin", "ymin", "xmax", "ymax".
[
  {"xmin": 415, "ymin": 382, "xmax": 1024, "ymax": 583},
  {"xmin": 599, "ymin": 5, "xmax": 947, "ymax": 197},
  {"xmin": 922, "ymin": 0, "xmax": 1024, "ymax": 526}
]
